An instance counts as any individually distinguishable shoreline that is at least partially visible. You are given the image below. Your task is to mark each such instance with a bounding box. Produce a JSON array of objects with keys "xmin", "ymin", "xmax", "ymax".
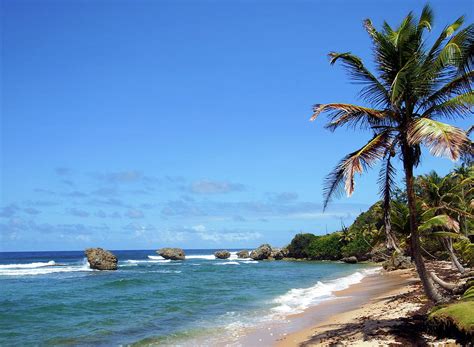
[{"xmin": 235, "ymin": 268, "xmax": 420, "ymax": 346}]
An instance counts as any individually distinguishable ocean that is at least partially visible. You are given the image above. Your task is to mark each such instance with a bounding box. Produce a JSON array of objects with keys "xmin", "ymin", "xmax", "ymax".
[{"xmin": 0, "ymin": 249, "xmax": 378, "ymax": 346}]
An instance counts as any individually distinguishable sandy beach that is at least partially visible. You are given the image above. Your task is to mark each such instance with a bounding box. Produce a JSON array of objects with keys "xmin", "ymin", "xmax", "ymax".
[
  {"xmin": 235, "ymin": 270, "xmax": 421, "ymax": 347},
  {"xmin": 236, "ymin": 266, "xmax": 461, "ymax": 346}
]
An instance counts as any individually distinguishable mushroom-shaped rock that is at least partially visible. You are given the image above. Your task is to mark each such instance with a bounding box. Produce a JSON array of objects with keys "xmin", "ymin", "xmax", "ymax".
[
  {"xmin": 250, "ymin": 244, "xmax": 272, "ymax": 260},
  {"xmin": 214, "ymin": 250, "xmax": 231, "ymax": 259},
  {"xmin": 85, "ymin": 248, "xmax": 118, "ymax": 270},
  {"xmin": 236, "ymin": 250, "xmax": 249, "ymax": 258},
  {"xmin": 342, "ymin": 256, "xmax": 358, "ymax": 264},
  {"xmin": 157, "ymin": 248, "xmax": 186, "ymax": 260}
]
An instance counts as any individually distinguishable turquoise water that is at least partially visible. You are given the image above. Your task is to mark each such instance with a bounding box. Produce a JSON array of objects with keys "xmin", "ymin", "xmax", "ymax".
[{"xmin": 0, "ymin": 250, "xmax": 377, "ymax": 346}]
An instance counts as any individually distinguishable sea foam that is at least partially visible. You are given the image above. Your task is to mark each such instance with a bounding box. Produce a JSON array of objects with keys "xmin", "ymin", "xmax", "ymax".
[
  {"xmin": 272, "ymin": 267, "xmax": 381, "ymax": 315},
  {"xmin": 0, "ymin": 260, "xmax": 92, "ymax": 276},
  {"xmin": 0, "ymin": 260, "xmax": 56, "ymax": 269}
]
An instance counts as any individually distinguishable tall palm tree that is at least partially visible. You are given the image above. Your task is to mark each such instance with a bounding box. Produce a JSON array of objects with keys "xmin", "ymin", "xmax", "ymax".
[{"xmin": 312, "ymin": 5, "xmax": 473, "ymax": 303}]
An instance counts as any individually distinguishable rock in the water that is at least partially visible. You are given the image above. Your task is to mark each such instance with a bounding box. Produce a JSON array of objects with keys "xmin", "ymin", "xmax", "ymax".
[
  {"xmin": 157, "ymin": 248, "xmax": 185, "ymax": 260},
  {"xmin": 236, "ymin": 250, "xmax": 249, "ymax": 258},
  {"xmin": 270, "ymin": 248, "xmax": 285, "ymax": 260},
  {"xmin": 383, "ymin": 253, "xmax": 412, "ymax": 271},
  {"xmin": 85, "ymin": 248, "xmax": 118, "ymax": 270},
  {"xmin": 342, "ymin": 256, "xmax": 358, "ymax": 264},
  {"xmin": 250, "ymin": 244, "xmax": 272, "ymax": 260},
  {"xmin": 214, "ymin": 250, "xmax": 231, "ymax": 259}
]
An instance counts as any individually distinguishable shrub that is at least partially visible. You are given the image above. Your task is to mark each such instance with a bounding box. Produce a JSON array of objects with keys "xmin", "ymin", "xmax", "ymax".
[
  {"xmin": 307, "ymin": 233, "xmax": 343, "ymax": 260},
  {"xmin": 341, "ymin": 234, "xmax": 372, "ymax": 259},
  {"xmin": 287, "ymin": 233, "xmax": 317, "ymax": 258},
  {"xmin": 454, "ymin": 240, "xmax": 474, "ymax": 267}
]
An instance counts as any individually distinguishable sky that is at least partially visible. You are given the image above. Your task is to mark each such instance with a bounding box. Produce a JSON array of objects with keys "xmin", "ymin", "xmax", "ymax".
[{"xmin": 1, "ymin": 0, "xmax": 472, "ymax": 251}]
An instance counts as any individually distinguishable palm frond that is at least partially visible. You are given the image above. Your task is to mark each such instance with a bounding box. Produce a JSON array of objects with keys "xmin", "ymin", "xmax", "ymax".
[
  {"xmin": 408, "ymin": 118, "xmax": 469, "ymax": 161},
  {"xmin": 418, "ymin": 214, "xmax": 460, "ymax": 233},
  {"xmin": 378, "ymin": 143, "xmax": 397, "ymax": 212},
  {"xmin": 310, "ymin": 103, "xmax": 392, "ymax": 130},
  {"xmin": 418, "ymin": 4, "xmax": 434, "ymax": 32},
  {"xmin": 420, "ymin": 71, "xmax": 474, "ymax": 111},
  {"xmin": 430, "ymin": 231, "xmax": 467, "ymax": 239},
  {"xmin": 323, "ymin": 131, "xmax": 391, "ymax": 209},
  {"xmin": 422, "ymin": 91, "xmax": 474, "ymax": 120},
  {"xmin": 328, "ymin": 52, "xmax": 390, "ymax": 106}
]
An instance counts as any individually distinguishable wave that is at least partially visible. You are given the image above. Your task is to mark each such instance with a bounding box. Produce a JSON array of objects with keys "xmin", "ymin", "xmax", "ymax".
[
  {"xmin": 214, "ymin": 261, "xmax": 240, "ymax": 266},
  {"xmin": 0, "ymin": 263, "xmax": 92, "ymax": 276},
  {"xmin": 124, "ymin": 259, "xmax": 171, "ymax": 264},
  {"xmin": 0, "ymin": 260, "xmax": 56, "ymax": 269},
  {"xmin": 147, "ymin": 255, "xmax": 164, "ymax": 260},
  {"xmin": 272, "ymin": 267, "xmax": 381, "ymax": 315},
  {"xmin": 186, "ymin": 255, "xmax": 215, "ymax": 260}
]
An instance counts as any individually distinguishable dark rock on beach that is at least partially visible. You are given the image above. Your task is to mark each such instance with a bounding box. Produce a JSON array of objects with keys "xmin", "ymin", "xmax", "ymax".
[
  {"xmin": 250, "ymin": 244, "xmax": 272, "ymax": 260},
  {"xmin": 236, "ymin": 250, "xmax": 249, "ymax": 258},
  {"xmin": 85, "ymin": 248, "xmax": 118, "ymax": 270},
  {"xmin": 158, "ymin": 248, "xmax": 186, "ymax": 260},
  {"xmin": 383, "ymin": 253, "xmax": 413, "ymax": 271},
  {"xmin": 342, "ymin": 256, "xmax": 358, "ymax": 264},
  {"xmin": 214, "ymin": 250, "xmax": 231, "ymax": 259}
]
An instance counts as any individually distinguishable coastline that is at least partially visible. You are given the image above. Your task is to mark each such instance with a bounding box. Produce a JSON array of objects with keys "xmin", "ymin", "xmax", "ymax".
[{"xmin": 236, "ymin": 268, "xmax": 421, "ymax": 346}]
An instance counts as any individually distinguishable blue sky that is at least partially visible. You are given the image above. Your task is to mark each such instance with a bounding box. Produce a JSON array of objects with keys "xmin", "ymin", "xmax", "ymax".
[{"xmin": 1, "ymin": 0, "xmax": 472, "ymax": 251}]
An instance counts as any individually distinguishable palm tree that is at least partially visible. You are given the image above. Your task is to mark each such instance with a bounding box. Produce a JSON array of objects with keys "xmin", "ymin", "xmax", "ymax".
[
  {"xmin": 416, "ymin": 170, "xmax": 472, "ymax": 273},
  {"xmin": 312, "ymin": 6, "xmax": 473, "ymax": 302}
]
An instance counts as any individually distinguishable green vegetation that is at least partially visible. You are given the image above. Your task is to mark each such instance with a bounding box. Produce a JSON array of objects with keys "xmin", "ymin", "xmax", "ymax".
[
  {"xmin": 287, "ymin": 165, "xmax": 473, "ymax": 266},
  {"xmin": 454, "ymin": 240, "xmax": 474, "ymax": 268},
  {"xmin": 307, "ymin": 233, "xmax": 343, "ymax": 260},
  {"xmin": 429, "ymin": 285, "xmax": 474, "ymax": 340}
]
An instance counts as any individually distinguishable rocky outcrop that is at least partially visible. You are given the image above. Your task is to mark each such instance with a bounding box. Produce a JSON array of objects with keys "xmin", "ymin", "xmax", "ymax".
[
  {"xmin": 85, "ymin": 248, "xmax": 118, "ymax": 270},
  {"xmin": 214, "ymin": 250, "xmax": 231, "ymax": 259},
  {"xmin": 250, "ymin": 244, "xmax": 272, "ymax": 260},
  {"xmin": 383, "ymin": 253, "xmax": 413, "ymax": 271},
  {"xmin": 236, "ymin": 250, "xmax": 249, "ymax": 258},
  {"xmin": 270, "ymin": 248, "xmax": 286, "ymax": 260},
  {"xmin": 342, "ymin": 256, "xmax": 358, "ymax": 264},
  {"xmin": 157, "ymin": 248, "xmax": 185, "ymax": 260}
]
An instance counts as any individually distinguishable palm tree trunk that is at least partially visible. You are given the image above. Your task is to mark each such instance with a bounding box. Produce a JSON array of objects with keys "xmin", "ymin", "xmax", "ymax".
[
  {"xmin": 383, "ymin": 211, "xmax": 401, "ymax": 253},
  {"xmin": 442, "ymin": 238, "xmax": 465, "ymax": 274},
  {"xmin": 402, "ymin": 142, "xmax": 444, "ymax": 303}
]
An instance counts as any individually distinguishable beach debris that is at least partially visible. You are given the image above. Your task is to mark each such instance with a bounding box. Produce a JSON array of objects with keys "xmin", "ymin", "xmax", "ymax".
[
  {"xmin": 157, "ymin": 248, "xmax": 185, "ymax": 260},
  {"xmin": 342, "ymin": 256, "xmax": 358, "ymax": 264},
  {"xmin": 84, "ymin": 248, "xmax": 118, "ymax": 270},
  {"xmin": 214, "ymin": 250, "xmax": 231, "ymax": 259},
  {"xmin": 250, "ymin": 244, "xmax": 272, "ymax": 260},
  {"xmin": 236, "ymin": 250, "xmax": 249, "ymax": 258}
]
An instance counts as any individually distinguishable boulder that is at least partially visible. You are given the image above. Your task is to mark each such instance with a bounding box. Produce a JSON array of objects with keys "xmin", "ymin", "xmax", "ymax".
[
  {"xmin": 270, "ymin": 248, "xmax": 285, "ymax": 260},
  {"xmin": 214, "ymin": 250, "xmax": 231, "ymax": 259},
  {"xmin": 157, "ymin": 248, "xmax": 185, "ymax": 260},
  {"xmin": 250, "ymin": 244, "xmax": 272, "ymax": 260},
  {"xmin": 342, "ymin": 256, "xmax": 358, "ymax": 264},
  {"xmin": 383, "ymin": 253, "xmax": 413, "ymax": 271},
  {"xmin": 85, "ymin": 248, "xmax": 118, "ymax": 270},
  {"xmin": 236, "ymin": 250, "xmax": 249, "ymax": 258}
]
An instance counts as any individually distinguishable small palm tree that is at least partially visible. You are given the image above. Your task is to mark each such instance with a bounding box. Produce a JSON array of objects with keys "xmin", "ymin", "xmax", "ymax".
[{"xmin": 312, "ymin": 6, "xmax": 473, "ymax": 302}]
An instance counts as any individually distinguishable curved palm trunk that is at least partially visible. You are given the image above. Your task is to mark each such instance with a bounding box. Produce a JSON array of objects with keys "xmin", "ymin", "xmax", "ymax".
[
  {"xmin": 442, "ymin": 238, "xmax": 465, "ymax": 274},
  {"xmin": 402, "ymin": 142, "xmax": 444, "ymax": 303}
]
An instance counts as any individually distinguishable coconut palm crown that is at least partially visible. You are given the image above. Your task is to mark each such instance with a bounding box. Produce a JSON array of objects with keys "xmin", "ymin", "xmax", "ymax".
[{"xmin": 312, "ymin": 5, "xmax": 473, "ymax": 302}]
